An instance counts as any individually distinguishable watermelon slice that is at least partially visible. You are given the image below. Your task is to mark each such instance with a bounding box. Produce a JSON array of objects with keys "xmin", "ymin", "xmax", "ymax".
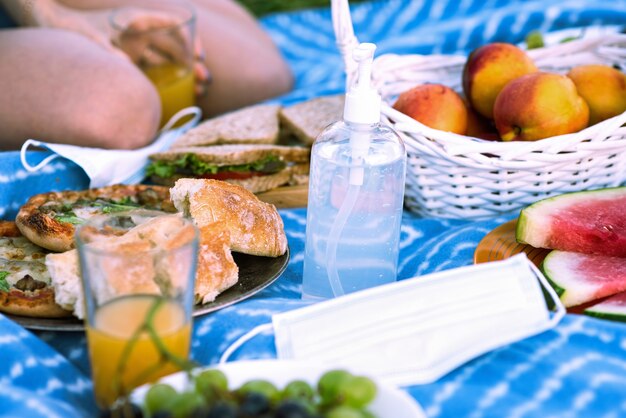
[
  {"xmin": 584, "ymin": 291, "xmax": 626, "ymax": 322},
  {"xmin": 542, "ymin": 250, "xmax": 626, "ymax": 307},
  {"xmin": 516, "ymin": 187, "xmax": 626, "ymax": 257}
]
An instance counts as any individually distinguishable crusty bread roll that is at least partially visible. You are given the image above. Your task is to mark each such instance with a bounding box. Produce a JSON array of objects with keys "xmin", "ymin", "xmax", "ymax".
[
  {"xmin": 195, "ymin": 223, "xmax": 238, "ymax": 304},
  {"xmin": 46, "ymin": 214, "xmax": 240, "ymax": 318},
  {"xmin": 170, "ymin": 179, "xmax": 288, "ymax": 257}
]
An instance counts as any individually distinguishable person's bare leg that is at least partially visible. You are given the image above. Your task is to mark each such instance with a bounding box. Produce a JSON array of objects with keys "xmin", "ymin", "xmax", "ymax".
[
  {"xmin": 192, "ymin": 0, "xmax": 294, "ymax": 116},
  {"xmin": 30, "ymin": 0, "xmax": 294, "ymax": 116},
  {"xmin": 0, "ymin": 28, "xmax": 161, "ymax": 150}
]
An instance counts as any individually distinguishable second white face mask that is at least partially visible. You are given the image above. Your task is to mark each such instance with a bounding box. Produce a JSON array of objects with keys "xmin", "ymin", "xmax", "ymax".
[{"xmin": 272, "ymin": 253, "xmax": 564, "ymax": 386}]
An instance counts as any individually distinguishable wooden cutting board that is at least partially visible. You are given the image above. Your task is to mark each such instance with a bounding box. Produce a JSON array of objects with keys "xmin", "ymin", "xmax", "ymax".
[{"xmin": 256, "ymin": 184, "xmax": 308, "ymax": 208}]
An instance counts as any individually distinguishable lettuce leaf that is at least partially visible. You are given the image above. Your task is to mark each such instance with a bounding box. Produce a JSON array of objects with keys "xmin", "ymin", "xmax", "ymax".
[{"xmin": 145, "ymin": 154, "xmax": 285, "ymax": 178}]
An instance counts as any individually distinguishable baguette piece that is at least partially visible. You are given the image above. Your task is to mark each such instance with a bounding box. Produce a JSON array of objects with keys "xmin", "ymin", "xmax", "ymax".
[
  {"xmin": 279, "ymin": 95, "xmax": 344, "ymax": 146},
  {"xmin": 171, "ymin": 104, "xmax": 281, "ymax": 148},
  {"xmin": 170, "ymin": 179, "xmax": 288, "ymax": 257},
  {"xmin": 194, "ymin": 223, "xmax": 239, "ymax": 304}
]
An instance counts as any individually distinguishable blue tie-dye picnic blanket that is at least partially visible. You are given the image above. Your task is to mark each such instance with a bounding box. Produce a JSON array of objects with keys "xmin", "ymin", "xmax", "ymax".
[{"xmin": 2, "ymin": 1, "xmax": 626, "ymax": 417}]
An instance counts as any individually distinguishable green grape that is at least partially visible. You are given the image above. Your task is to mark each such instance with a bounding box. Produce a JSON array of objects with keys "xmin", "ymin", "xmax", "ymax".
[
  {"xmin": 237, "ymin": 379, "xmax": 280, "ymax": 403},
  {"xmin": 164, "ymin": 391, "xmax": 205, "ymax": 418},
  {"xmin": 318, "ymin": 370, "xmax": 352, "ymax": 405},
  {"xmin": 525, "ymin": 30, "xmax": 545, "ymax": 50},
  {"xmin": 325, "ymin": 405, "xmax": 366, "ymax": 418},
  {"xmin": 144, "ymin": 383, "xmax": 178, "ymax": 415},
  {"xmin": 342, "ymin": 376, "xmax": 377, "ymax": 408},
  {"xmin": 195, "ymin": 369, "xmax": 229, "ymax": 402},
  {"xmin": 282, "ymin": 380, "xmax": 315, "ymax": 402}
]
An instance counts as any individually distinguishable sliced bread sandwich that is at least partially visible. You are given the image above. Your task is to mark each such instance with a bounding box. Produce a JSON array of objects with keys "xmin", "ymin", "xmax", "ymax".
[
  {"xmin": 171, "ymin": 103, "xmax": 282, "ymax": 148},
  {"xmin": 279, "ymin": 94, "xmax": 344, "ymax": 146},
  {"xmin": 147, "ymin": 144, "xmax": 310, "ymax": 194}
]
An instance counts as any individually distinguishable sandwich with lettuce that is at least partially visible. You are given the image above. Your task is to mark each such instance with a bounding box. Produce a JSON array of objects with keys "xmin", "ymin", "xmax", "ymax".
[{"xmin": 146, "ymin": 144, "xmax": 310, "ymax": 193}]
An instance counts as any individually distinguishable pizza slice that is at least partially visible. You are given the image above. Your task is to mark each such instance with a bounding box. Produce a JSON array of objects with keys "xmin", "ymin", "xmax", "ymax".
[
  {"xmin": 0, "ymin": 233, "xmax": 72, "ymax": 318},
  {"xmin": 16, "ymin": 184, "xmax": 174, "ymax": 252}
]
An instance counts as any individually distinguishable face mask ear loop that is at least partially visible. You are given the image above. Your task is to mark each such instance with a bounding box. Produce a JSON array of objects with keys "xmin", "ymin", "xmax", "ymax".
[
  {"xmin": 528, "ymin": 262, "xmax": 566, "ymax": 326},
  {"xmin": 159, "ymin": 106, "xmax": 202, "ymax": 133},
  {"xmin": 20, "ymin": 139, "xmax": 59, "ymax": 172},
  {"xmin": 219, "ymin": 322, "xmax": 274, "ymax": 365}
]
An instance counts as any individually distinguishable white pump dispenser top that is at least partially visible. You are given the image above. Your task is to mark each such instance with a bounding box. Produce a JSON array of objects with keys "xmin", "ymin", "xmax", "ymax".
[{"xmin": 343, "ymin": 43, "xmax": 381, "ymax": 125}]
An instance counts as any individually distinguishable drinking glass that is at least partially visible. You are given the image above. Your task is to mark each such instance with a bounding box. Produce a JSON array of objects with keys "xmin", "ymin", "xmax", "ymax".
[
  {"xmin": 76, "ymin": 211, "xmax": 198, "ymax": 408},
  {"xmin": 110, "ymin": 2, "xmax": 196, "ymax": 127}
]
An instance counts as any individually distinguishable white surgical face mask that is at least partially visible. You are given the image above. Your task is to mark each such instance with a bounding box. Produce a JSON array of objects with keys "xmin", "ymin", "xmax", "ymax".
[
  {"xmin": 221, "ymin": 254, "xmax": 564, "ymax": 386},
  {"xmin": 19, "ymin": 107, "xmax": 201, "ymax": 188}
]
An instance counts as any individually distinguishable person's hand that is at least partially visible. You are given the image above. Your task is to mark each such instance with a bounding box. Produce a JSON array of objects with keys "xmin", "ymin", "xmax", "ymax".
[
  {"xmin": 111, "ymin": 10, "xmax": 212, "ymax": 96},
  {"xmin": 30, "ymin": 0, "xmax": 211, "ymax": 96}
]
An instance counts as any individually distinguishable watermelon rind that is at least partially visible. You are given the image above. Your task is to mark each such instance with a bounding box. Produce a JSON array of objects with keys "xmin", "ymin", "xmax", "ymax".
[
  {"xmin": 541, "ymin": 250, "xmax": 626, "ymax": 308},
  {"xmin": 585, "ymin": 310, "xmax": 626, "ymax": 323},
  {"xmin": 542, "ymin": 272, "xmax": 566, "ymax": 298},
  {"xmin": 584, "ymin": 292, "xmax": 626, "ymax": 322},
  {"xmin": 516, "ymin": 186, "xmax": 626, "ymax": 253}
]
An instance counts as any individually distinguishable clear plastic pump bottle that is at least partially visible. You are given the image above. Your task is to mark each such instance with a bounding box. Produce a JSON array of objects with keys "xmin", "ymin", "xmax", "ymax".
[{"xmin": 302, "ymin": 43, "xmax": 407, "ymax": 300}]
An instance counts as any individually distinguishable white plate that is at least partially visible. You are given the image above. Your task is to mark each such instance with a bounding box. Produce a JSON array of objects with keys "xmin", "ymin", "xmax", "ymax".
[{"xmin": 132, "ymin": 359, "xmax": 426, "ymax": 418}]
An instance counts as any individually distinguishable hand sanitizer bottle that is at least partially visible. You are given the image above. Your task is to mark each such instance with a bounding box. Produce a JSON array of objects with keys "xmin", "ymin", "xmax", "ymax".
[{"xmin": 302, "ymin": 43, "xmax": 407, "ymax": 300}]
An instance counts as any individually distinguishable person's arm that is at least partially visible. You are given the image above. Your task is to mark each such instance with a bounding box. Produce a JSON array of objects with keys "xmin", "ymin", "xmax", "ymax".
[
  {"xmin": 3, "ymin": 0, "xmax": 122, "ymax": 55},
  {"xmin": 53, "ymin": 0, "xmax": 294, "ymax": 115}
]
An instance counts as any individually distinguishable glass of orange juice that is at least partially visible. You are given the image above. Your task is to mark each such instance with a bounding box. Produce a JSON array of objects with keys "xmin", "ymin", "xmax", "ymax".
[
  {"xmin": 76, "ymin": 211, "xmax": 198, "ymax": 408},
  {"xmin": 110, "ymin": 2, "xmax": 196, "ymax": 128}
]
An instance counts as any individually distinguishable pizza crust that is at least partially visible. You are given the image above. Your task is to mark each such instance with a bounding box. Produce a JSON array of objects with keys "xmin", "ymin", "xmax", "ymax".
[
  {"xmin": 15, "ymin": 185, "xmax": 173, "ymax": 252},
  {"xmin": 0, "ymin": 286, "xmax": 72, "ymax": 318}
]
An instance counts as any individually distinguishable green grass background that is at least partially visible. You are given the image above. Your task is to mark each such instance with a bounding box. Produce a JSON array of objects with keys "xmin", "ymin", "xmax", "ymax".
[{"xmin": 238, "ymin": 0, "xmax": 367, "ymax": 17}]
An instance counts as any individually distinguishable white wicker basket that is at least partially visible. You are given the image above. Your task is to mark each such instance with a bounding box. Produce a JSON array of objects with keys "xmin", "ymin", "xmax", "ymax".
[{"xmin": 332, "ymin": 0, "xmax": 626, "ymax": 219}]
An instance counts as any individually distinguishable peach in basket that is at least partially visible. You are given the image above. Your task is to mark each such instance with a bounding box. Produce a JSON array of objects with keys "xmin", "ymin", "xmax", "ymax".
[{"xmin": 333, "ymin": 0, "xmax": 626, "ymax": 219}]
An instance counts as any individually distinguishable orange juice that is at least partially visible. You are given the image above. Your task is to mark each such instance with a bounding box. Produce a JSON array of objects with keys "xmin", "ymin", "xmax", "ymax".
[
  {"xmin": 143, "ymin": 63, "xmax": 195, "ymax": 127},
  {"xmin": 86, "ymin": 294, "xmax": 191, "ymax": 407}
]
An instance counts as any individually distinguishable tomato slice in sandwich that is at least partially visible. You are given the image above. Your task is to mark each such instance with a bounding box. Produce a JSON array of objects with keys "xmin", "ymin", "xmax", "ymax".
[{"xmin": 199, "ymin": 171, "xmax": 264, "ymax": 181}]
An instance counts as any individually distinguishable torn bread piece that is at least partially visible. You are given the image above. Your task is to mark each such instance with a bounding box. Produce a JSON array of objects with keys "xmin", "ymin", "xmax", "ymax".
[
  {"xmin": 171, "ymin": 103, "xmax": 281, "ymax": 148},
  {"xmin": 170, "ymin": 178, "xmax": 288, "ymax": 257},
  {"xmin": 147, "ymin": 144, "xmax": 310, "ymax": 194},
  {"xmin": 279, "ymin": 95, "xmax": 344, "ymax": 146},
  {"xmin": 46, "ymin": 214, "xmax": 239, "ymax": 318},
  {"xmin": 194, "ymin": 223, "xmax": 238, "ymax": 305}
]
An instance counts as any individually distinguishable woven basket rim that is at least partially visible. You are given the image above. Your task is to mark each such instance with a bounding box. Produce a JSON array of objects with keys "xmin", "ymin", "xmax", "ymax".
[
  {"xmin": 367, "ymin": 33, "xmax": 626, "ymax": 159},
  {"xmin": 331, "ymin": 0, "xmax": 626, "ymax": 218}
]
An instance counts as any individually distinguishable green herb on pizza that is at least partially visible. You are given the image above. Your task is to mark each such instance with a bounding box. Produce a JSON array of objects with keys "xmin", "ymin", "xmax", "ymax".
[
  {"xmin": 15, "ymin": 185, "xmax": 174, "ymax": 253},
  {"xmin": 0, "ymin": 271, "xmax": 10, "ymax": 292}
]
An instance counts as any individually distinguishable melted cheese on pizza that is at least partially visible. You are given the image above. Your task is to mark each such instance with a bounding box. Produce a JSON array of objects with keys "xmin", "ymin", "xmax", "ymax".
[
  {"xmin": 0, "ymin": 237, "xmax": 48, "ymax": 262},
  {"xmin": 0, "ymin": 258, "xmax": 50, "ymax": 287},
  {"xmin": 0, "ymin": 237, "xmax": 51, "ymax": 289},
  {"xmin": 71, "ymin": 206, "xmax": 104, "ymax": 222}
]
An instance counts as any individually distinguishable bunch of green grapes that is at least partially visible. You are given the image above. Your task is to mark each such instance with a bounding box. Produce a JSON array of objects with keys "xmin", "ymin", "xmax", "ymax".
[{"xmin": 130, "ymin": 368, "xmax": 378, "ymax": 418}]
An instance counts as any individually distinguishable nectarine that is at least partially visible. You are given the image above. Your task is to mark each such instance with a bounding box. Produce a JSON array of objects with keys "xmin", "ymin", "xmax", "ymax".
[
  {"xmin": 463, "ymin": 43, "xmax": 537, "ymax": 119},
  {"xmin": 567, "ymin": 64, "xmax": 626, "ymax": 125},
  {"xmin": 494, "ymin": 72, "xmax": 589, "ymax": 141},
  {"xmin": 393, "ymin": 84, "xmax": 467, "ymax": 134}
]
